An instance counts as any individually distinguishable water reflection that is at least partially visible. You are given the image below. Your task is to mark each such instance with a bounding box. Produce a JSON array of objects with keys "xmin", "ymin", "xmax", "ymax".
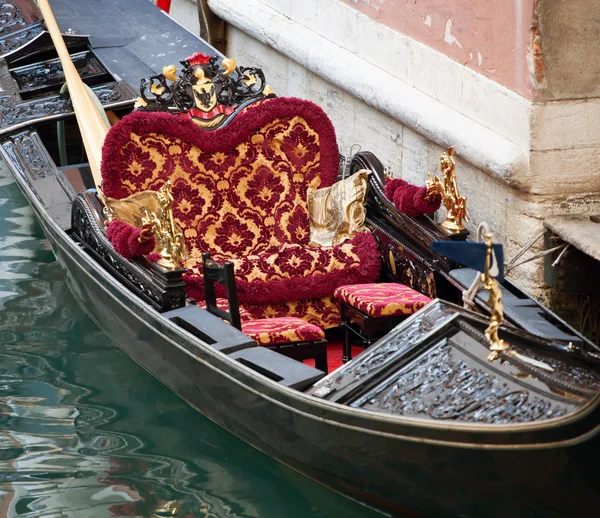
[{"xmin": 0, "ymin": 161, "xmax": 381, "ymax": 516}]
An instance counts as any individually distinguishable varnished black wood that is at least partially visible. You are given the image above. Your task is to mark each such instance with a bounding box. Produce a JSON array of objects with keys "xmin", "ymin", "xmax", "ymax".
[
  {"xmin": 163, "ymin": 305, "xmax": 255, "ymax": 354},
  {"xmin": 202, "ymin": 252, "xmax": 243, "ymax": 330},
  {"xmin": 70, "ymin": 191, "xmax": 187, "ymax": 313},
  {"xmin": 229, "ymin": 347, "xmax": 325, "ymax": 391},
  {"xmin": 339, "ymin": 301, "xmax": 406, "ymax": 362}
]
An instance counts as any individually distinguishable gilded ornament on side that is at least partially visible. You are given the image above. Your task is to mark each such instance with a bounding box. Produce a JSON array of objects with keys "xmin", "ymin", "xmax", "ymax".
[
  {"xmin": 221, "ymin": 57, "xmax": 237, "ymax": 76},
  {"xmin": 426, "ymin": 147, "xmax": 468, "ymax": 233},
  {"xmin": 133, "ymin": 97, "xmax": 148, "ymax": 108},
  {"xmin": 480, "ymin": 232, "xmax": 509, "ymax": 362},
  {"xmin": 103, "ymin": 181, "xmax": 188, "ymax": 271},
  {"xmin": 140, "ymin": 180, "xmax": 188, "ymax": 270},
  {"xmin": 162, "ymin": 64, "xmax": 178, "ymax": 81}
]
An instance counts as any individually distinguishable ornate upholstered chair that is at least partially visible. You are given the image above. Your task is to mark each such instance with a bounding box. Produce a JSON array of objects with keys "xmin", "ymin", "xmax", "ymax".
[
  {"xmin": 202, "ymin": 253, "xmax": 329, "ymax": 372},
  {"xmin": 100, "ymin": 52, "xmax": 381, "ymax": 330}
]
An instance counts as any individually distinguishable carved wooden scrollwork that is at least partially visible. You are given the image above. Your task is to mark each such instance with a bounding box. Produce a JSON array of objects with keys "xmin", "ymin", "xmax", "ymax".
[
  {"xmin": 71, "ymin": 193, "xmax": 186, "ymax": 313},
  {"xmin": 351, "ymin": 340, "xmax": 572, "ymax": 424},
  {"xmin": 135, "ymin": 52, "xmax": 273, "ymax": 129},
  {"xmin": 0, "ymin": 81, "xmax": 135, "ymax": 133}
]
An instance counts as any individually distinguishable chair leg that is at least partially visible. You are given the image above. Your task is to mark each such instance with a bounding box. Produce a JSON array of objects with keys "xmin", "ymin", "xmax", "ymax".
[
  {"xmin": 314, "ymin": 340, "xmax": 328, "ymax": 374},
  {"xmin": 342, "ymin": 322, "xmax": 352, "ymax": 363}
]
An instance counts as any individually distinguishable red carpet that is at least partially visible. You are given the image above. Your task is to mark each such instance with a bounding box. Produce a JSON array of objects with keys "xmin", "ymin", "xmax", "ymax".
[{"xmin": 303, "ymin": 329, "xmax": 364, "ymax": 372}]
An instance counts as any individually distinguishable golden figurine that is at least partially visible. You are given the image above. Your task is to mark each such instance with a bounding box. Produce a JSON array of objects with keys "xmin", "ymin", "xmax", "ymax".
[
  {"xmin": 104, "ymin": 181, "xmax": 188, "ymax": 270},
  {"xmin": 140, "ymin": 180, "xmax": 188, "ymax": 270},
  {"xmin": 426, "ymin": 147, "xmax": 468, "ymax": 233},
  {"xmin": 480, "ymin": 232, "xmax": 509, "ymax": 362}
]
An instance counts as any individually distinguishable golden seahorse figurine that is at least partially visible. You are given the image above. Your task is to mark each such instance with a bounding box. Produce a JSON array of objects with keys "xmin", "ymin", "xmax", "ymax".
[
  {"xmin": 140, "ymin": 180, "xmax": 188, "ymax": 270},
  {"xmin": 480, "ymin": 232, "xmax": 509, "ymax": 362},
  {"xmin": 426, "ymin": 147, "xmax": 468, "ymax": 232}
]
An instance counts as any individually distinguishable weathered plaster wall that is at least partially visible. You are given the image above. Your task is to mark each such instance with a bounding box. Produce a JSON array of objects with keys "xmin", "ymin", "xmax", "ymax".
[
  {"xmin": 537, "ymin": 0, "xmax": 600, "ymax": 101},
  {"xmin": 340, "ymin": 0, "xmax": 536, "ymax": 98}
]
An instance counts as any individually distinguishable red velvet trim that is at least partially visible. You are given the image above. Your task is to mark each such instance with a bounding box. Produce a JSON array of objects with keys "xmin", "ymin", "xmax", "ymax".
[
  {"xmin": 101, "ymin": 97, "xmax": 340, "ymax": 199},
  {"xmin": 183, "ymin": 232, "xmax": 381, "ymax": 305},
  {"xmin": 146, "ymin": 252, "xmax": 162, "ymax": 263},
  {"xmin": 413, "ymin": 186, "xmax": 441, "ymax": 214},
  {"xmin": 384, "ymin": 178, "xmax": 407, "ymax": 201},
  {"xmin": 106, "ymin": 220, "xmax": 155, "ymax": 259},
  {"xmin": 387, "ymin": 180, "xmax": 440, "ymax": 217},
  {"xmin": 128, "ymin": 230, "xmax": 155, "ymax": 257},
  {"xmin": 394, "ymin": 183, "xmax": 422, "ymax": 217}
]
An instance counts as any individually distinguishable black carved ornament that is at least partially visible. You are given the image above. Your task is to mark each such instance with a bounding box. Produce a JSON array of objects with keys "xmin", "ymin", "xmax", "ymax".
[{"xmin": 136, "ymin": 51, "xmax": 273, "ymax": 129}]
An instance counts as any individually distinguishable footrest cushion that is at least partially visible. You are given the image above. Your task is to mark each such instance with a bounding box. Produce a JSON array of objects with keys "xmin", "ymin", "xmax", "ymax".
[
  {"xmin": 333, "ymin": 283, "xmax": 431, "ymax": 317},
  {"xmin": 242, "ymin": 316, "xmax": 325, "ymax": 345}
]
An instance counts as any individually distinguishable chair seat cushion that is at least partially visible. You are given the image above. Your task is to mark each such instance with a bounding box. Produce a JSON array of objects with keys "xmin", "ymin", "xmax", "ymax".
[
  {"xmin": 183, "ymin": 231, "xmax": 381, "ymax": 305},
  {"xmin": 196, "ymin": 298, "xmax": 252, "ymax": 321},
  {"xmin": 241, "ymin": 296, "xmax": 341, "ymax": 329},
  {"xmin": 242, "ymin": 317, "xmax": 325, "ymax": 346},
  {"xmin": 333, "ymin": 283, "xmax": 432, "ymax": 317}
]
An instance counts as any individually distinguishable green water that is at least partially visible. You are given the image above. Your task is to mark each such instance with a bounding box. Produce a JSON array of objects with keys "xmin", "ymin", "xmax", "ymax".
[{"xmin": 0, "ymin": 162, "xmax": 383, "ymax": 516}]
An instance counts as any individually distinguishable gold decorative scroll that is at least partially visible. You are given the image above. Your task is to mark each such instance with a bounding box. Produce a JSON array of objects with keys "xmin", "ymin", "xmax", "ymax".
[
  {"xmin": 104, "ymin": 181, "xmax": 188, "ymax": 270},
  {"xmin": 426, "ymin": 147, "xmax": 468, "ymax": 232}
]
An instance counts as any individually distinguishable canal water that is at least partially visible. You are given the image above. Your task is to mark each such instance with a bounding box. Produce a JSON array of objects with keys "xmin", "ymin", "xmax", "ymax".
[{"xmin": 0, "ymin": 161, "xmax": 383, "ymax": 516}]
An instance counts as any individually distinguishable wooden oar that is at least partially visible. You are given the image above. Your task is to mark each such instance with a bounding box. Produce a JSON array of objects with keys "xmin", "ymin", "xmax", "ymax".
[{"xmin": 37, "ymin": 0, "xmax": 109, "ymax": 190}]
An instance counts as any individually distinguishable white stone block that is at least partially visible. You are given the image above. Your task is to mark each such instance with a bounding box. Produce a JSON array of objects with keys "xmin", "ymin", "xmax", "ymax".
[
  {"xmin": 352, "ymin": 98, "xmax": 403, "ymax": 172},
  {"xmin": 169, "ymin": 0, "xmax": 200, "ymax": 36},
  {"xmin": 401, "ymin": 128, "xmax": 429, "ymax": 183},
  {"xmin": 260, "ymin": 0, "xmax": 291, "ymax": 17}
]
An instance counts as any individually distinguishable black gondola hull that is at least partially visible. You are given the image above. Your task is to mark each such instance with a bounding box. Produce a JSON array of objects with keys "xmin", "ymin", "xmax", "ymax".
[{"xmin": 12, "ymin": 160, "xmax": 600, "ymax": 518}]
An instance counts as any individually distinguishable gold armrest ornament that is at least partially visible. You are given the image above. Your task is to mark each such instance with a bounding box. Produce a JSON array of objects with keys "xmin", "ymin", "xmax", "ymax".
[
  {"xmin": 103, "ymin": 180, "xmax": 188, "ymax": 270},
  {"xmin": 426, "ymin": 147, "xmax": 468, "ymax": 233}
]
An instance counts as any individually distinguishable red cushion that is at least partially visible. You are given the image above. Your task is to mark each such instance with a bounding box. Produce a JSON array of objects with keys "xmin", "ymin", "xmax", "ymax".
[
  {"xmin": 100, "ymin": 97, "xmax": 339, "ymax": 259},
  {"xmin": 241, "ymin": 296, "xmax": 341, "ymax": 329},
  {"xmin": 183, "ymin": 231, "xmax": 381, "ymax": 305},
  {"xmin": 242, "ymin": 317, "xmax": 325, "ymax": 345},
  {"xmin": 333, "ymin": 283, "xmax": 431, "ymax": 317}
]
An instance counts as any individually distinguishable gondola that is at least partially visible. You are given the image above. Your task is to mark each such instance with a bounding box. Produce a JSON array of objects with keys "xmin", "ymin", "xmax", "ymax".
[{"xmin": 2, "ymin": 1, "xmax": 600, "ymax": 517}]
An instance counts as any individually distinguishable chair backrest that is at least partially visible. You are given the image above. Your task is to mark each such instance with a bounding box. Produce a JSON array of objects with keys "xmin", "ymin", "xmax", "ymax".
[
  {"xmin": 202, "ymin": 252, "xmax": 242, "ymax": 330},
  {"xmin": 100, "ymin": 97, "xmax": 339, "ymax": 260}
]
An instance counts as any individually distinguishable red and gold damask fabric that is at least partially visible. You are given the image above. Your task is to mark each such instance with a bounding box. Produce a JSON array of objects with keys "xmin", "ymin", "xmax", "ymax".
[
  {"xmin": 183, "ymin": 231, "xmax": 381, "ymax": 305},
  {"xmin": 241, "ymin": 317, "xmax": 325, "ymax": 346},
  {"xmin": 241, "ymin": 296, "xmax": 341, "ymax": 329},
  {"xmin": 333, "ymin": 283, "xmax": 432, "ymax": 317},
  {"xmin": 100, "ymin": 97, "xmax": 340, "ymax": 260},
  {"xmin": 196, "ymin": 298, "xmax": 252, "ymax": 321}
]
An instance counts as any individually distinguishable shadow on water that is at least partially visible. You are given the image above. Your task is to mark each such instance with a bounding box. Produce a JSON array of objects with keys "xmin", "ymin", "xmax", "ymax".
[{"xmin": 0, "ymin": 160, "xmax": 384, "ymax": 516}]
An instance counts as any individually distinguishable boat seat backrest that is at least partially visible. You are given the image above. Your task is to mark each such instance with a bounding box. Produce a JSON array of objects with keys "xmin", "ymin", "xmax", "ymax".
[{"xmin": 100, "ymin": 97, "xmax": 339, "ymax": 260}]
